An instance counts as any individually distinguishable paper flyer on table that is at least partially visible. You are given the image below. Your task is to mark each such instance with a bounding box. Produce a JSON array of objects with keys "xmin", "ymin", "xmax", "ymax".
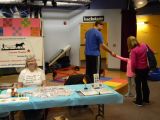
[{"xmin": 0, "ymin": 97, "xmax": 29, "ymax": 104}]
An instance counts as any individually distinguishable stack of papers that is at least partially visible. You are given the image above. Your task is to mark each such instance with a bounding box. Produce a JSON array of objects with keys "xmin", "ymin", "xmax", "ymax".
[
  {"xmin": 80, "ymin": 88, "xmax": 114, "ymax": 96},
  {"xmin": 96, "ymin": 88, "xmax": 114, "ymax": 94},
  {"xmin": 80, "ymin": 89, "xmax": 99, "ymax": 96}
]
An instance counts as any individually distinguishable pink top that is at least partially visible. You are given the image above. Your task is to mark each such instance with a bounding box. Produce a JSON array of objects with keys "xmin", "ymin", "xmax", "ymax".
[
  {"xmin": 116, "ymin": 55, "xmax": 135, "ymax": 77},
  {"xmin": 130, "ymin": 43, "xmax": 148, "ymax": 73}
]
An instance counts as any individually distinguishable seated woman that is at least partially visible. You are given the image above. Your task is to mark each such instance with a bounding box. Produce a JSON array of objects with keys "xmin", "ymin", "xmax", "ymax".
[
  {"xmin": 18, "ymin": 55, "xmax": 46, "ymax": 87},
  {"xmin": 18, "ymin": 55, "xmax": 46, "ymax": 120}
]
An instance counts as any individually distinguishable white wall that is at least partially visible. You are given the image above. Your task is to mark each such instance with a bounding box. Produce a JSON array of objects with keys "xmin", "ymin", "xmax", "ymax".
[
  {"xmin": 42, "ymin": 17, "xmax": 70, "ymax": 62},
  {"xmin": 42, "ymin": 9, "xmax": 121, "ymax": 69}
]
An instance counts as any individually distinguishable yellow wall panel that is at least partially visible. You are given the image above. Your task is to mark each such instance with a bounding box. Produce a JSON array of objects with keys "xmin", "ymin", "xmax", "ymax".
[
  {"xmin": 137, "ymin": 15, "xmax": 160, "ymax": 67},
  {"xmin": 80, "ymin": 46, "xmax": 85, "ymax": 60}
]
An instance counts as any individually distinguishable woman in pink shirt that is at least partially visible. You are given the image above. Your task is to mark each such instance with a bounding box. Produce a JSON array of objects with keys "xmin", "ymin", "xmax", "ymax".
[
  {"xmin": 113, "ymin": 54, "xmax": 135, "ymax": 97},
  {"xmin": 127, "ymin": 36, "xmax": 150, "ymax": 107}
]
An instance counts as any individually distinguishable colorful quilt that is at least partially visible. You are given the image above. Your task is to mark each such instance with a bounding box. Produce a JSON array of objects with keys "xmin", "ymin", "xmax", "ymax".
[{"xmin": 0, "ymin": 18, "xmax": 41, "ymax": 36}]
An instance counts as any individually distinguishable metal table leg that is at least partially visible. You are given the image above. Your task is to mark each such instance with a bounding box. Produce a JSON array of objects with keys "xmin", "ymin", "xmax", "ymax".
[
  {"xmin": 10, "ymin": 111, "xmax": 15, "ymax": 120},
  {"xmin": 96, "ymin": 104, "xmax": 104, "ymax": 120}
]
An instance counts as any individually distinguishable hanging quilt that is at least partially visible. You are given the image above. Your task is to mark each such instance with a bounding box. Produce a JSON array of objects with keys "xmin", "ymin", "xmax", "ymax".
[{"xmin": 0, "ymin": 18, "xmax": 41, "ymax": 36}]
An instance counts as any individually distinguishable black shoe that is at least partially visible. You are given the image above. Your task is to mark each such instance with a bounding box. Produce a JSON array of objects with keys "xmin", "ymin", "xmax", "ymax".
[
  {"xmin": 143, "ymin": 101, "xmax": 150, "ymax": 105},
  {"xmin": 133, "ymin": 101, "xmax": 143, "ymax": 107}
]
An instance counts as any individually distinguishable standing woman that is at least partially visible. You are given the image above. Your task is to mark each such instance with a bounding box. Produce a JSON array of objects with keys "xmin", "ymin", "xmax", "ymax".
[
  {"xmin": 127, "ymin": 36, "xmax": 150, "ymax": 106},
  {"xmin": 18, "ymin": 55, "xmax": 46, "ymax": 120}
]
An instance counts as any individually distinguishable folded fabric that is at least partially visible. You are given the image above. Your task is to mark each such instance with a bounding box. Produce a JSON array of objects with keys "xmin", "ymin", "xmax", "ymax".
[{"xmin": 103, "ymin": 81, "xmax": 122, "ymax": 88}]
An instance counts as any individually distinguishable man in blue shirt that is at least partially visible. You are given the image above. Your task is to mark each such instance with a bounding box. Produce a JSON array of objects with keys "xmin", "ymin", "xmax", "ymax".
[{"xmin": 85, "ymin": 21, "xmax": 112, "ymax": 83}]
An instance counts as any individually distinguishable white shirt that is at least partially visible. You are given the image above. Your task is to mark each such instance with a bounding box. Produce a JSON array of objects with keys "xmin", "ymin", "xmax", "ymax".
[{"xmin": 18, "ymin": 68, "xmax": 45, "ymax": 87}]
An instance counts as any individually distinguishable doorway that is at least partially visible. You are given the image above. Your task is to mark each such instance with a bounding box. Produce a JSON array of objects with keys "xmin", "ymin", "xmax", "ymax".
[{"xmin": 79, "ymin": 22, "xmax": 108, "ymax": 68}]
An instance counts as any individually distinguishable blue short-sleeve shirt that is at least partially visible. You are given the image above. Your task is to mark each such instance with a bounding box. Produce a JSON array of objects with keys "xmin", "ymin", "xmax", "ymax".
[{"xmin": 85, "ymin": 28, "xmax": 103, "ymax": 56}]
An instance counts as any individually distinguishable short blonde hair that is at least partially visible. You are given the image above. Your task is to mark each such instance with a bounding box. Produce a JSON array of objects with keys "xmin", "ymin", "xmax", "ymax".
[{"xmin": 127, "ymin": 36, "xmax": 139, "ymax": 52}]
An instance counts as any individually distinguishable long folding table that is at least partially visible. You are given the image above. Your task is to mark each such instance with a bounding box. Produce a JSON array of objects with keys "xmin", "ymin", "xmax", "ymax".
[{"xmin": 0, "ymin": 84, "xmax": 123, "ymax": 120}]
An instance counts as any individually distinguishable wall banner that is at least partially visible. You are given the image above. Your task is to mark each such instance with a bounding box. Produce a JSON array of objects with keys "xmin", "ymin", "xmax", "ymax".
[{"xmin": 0, "ymin": 37, "xmax": 43, "ymax": 68}]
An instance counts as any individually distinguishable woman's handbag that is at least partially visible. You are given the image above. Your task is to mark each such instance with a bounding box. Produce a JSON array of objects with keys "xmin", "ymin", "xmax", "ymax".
[{"xmin": 146, "ymin": 45, "xmax": 157, "ymax": 71}]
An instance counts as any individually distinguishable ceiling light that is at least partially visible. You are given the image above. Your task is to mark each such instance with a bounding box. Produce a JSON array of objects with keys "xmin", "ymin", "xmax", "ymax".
[
  {"xmin": 56, "ymin": 2, "xmax": 84, "ymax": 6},
  {"xmin": 138, "ymin": 1, "xmax": 144, "ymax": 5},
  {"xmin": 133, "ymin": 0, "xmax": 148, "ymax": 9},
  {"xmin": 30, "ymin": 1, "xmax": 44, "ymax": 6},
  {"xmin": 54, "ymin": 0, "xmax": 91, "ymax": 3},
  {"xmin": 137, "ymin": 21, "xmax": 148, "ymax": 25},
  {"xmin": 46, "ymin": 1, "xmax": 52, "ymax": 6},
  {"xmin": 0, "ymin": 0, "xmax": 24, "ymax": 4}
]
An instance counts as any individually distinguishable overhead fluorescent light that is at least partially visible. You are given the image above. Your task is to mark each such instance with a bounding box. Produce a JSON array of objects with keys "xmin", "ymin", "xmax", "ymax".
[
  {"xmin": 0, "ymin": 0, "xmax": 24, "ymax": 4},
  {"xmin": 30, "ymin": 1, "xmax": 44, "ymax": 6},
  {"xmin": 56, "ymin": 2, "xmax": 84, "ymax": 6},
  {"xmin": 54, "ymin": 0, "xmax": 91, "ymax": 4},
  {"xmin": 46, "ymin": 1, "xmax": 53, "ymax": 6}
]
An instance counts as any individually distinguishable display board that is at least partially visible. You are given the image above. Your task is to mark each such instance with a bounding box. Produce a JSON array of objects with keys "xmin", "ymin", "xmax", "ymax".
[
  {"xmin": 0, "ymin": 37, "xmax": 43, "ymax": 68},
  {"xmin": 0, "ymin": 18, "xmax": 43, "ymax": 68}
]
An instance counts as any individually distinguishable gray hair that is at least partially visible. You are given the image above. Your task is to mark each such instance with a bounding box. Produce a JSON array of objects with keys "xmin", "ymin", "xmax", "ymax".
[
  {"xmin": 25, "ymin": 54, "xmax": 37, "ymax": 68},
  {"xmin": 26, "ymin": 54, "xmax": 35, "ymax": 61}
]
